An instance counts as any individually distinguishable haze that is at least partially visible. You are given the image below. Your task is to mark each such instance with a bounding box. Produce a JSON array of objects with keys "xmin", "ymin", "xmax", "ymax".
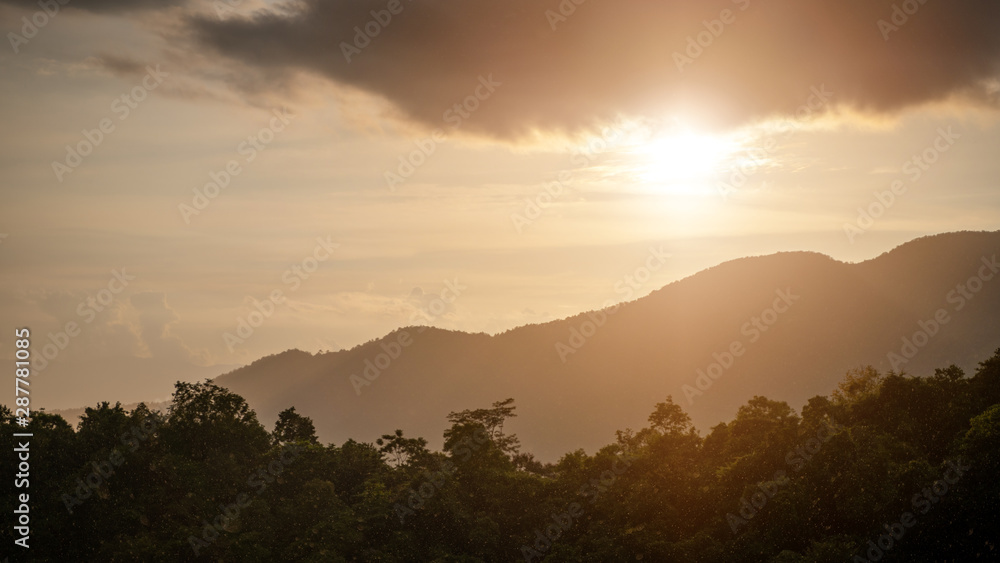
[{"xmin": 1, "ymin": 0, "xmax": 999, "ymax": 410}]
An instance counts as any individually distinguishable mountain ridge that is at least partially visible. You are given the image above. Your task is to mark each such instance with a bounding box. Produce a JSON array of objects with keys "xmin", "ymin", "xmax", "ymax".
[
  {"xmin": 203, "ymin": 230, "xmax": 1000, "ymax": 460},
  {"xmin": 45, "ymin": 231, "xmax": 996, "ymax": 460}
]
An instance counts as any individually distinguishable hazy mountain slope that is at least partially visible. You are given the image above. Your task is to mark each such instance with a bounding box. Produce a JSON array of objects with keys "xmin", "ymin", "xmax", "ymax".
[{"xmin": 214, "ymin": 231, "xmax": 1000, "ymax": 460}]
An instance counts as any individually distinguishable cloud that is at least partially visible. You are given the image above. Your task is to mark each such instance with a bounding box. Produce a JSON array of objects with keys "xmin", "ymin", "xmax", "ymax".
[
  {"xmin": 408, "ymin": 286, "xmax": 456, "ymax": 321},
  {"xmin": 131, "ymin": 292, "xmax": 206, "ymax": 364},
  {"xmin": 179, "ymin": 0, "xmax": 1000, "ymax": 138},
  {"xmin": 21, "ymin": 289, "xmax": 145, "ymax": 361},
  {"xmin": 0, "ymin": 0, "xmax": 186, "ymax": 13},
  {"xmin": 98, "ymin": 54, "xmax": 150, "ymax": 75}
]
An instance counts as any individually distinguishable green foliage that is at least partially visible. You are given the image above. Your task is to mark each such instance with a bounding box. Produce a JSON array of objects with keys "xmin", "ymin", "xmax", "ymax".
[
  {"xmin": 3, "ymin": 349, "xmax": 1000, "ymax": 561},
  {"xmin": 445, "ymin": 397, "xmax": 521, "ymax": 458},
  {"xmin": 272, "ymin": 407, "xmax": 319, "ymax": 446},
  {"xmin": 376, "ymin": 429, "xmax": 429, "ymax": 468}
]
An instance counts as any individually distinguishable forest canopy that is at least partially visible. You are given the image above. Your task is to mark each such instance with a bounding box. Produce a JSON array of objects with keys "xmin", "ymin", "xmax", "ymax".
[{"xmin": 3, "ymin": 349, "xmax": 1000, "ymax": 562}]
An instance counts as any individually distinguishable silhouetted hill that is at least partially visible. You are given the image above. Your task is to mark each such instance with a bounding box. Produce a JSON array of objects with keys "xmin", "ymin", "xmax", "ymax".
[{"xmin": 214, "ymin": 231, "xmax": 1000, "ymax": 460}]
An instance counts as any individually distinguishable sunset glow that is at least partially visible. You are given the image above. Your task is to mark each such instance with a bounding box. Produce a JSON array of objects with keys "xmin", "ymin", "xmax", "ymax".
[
  {"xmin": 2, "ymin": 1, "xmax": 1000, "ymax": 557},
  {"xmin": 630, "ymin": 128, "xmax": 742, "ymax": 196}
]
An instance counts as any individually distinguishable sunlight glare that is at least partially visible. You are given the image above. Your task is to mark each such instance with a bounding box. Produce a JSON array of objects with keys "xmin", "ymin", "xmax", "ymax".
[{"xmin": 631, "ymin": 128, "xmax": 741, "ymax": 193}]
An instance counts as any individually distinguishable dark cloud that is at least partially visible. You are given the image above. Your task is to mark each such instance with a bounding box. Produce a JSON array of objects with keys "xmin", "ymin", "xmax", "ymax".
[
  {"xmin": 98, "ymin": 54, "xmax": 149, "ymax": 75},
  {"xmin": 0, "ymin": 0, "xmax": 184, "ymax": 13},
  {"xmin": 183, "ymin": 0, "xmax": 1000, "ymax": 137}
]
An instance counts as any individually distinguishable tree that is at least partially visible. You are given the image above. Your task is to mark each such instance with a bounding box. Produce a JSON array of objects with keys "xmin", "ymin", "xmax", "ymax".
[
  {"xmin": 971, "ymin": 348, "xmax": 1000, "ymax": 410},
  {"xmin": 960, "ymin": 403, "xmax": 1000, "ymax": 474},
  {"xmin": 831, "ymin": 365, "xmax": 884, "ymax": 405},
  {"xmin": 933, "ymin": 364, "xmax": 965, "ymax": 383},
  {"xmin": 76, "ymin": 401, "xmax": 131, "ymax": 453},
  {"xmin": 647, "ymin": 396, "xmax": 693, "ymax": 436},
  {"xmin": 9, "ymin": 349, "xmax": 1000, "ymax": 561},
  {"xmin": 273, "ymin": 407, "xmax": 319, "ymax": 445},
  {"xmin": 376, "ymin": 429, "xmax": 428, "ymax": 468},
  {"xmin": 161, "ymin": 380, "xmax": 270, "ymax": 464},
  {"xmin": 445, "ymin": 398, "xmax": 520, "ymax": 457}
]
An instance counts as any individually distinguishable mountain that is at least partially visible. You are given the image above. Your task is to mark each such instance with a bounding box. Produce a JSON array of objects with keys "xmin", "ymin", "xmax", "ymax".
[{"xmin": 214, "ymin": 230, "xmax": 1000, "ymax": 461}]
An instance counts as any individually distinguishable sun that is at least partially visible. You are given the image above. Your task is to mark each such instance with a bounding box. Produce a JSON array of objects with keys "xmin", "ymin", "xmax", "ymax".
[{"xmin": 628, "ymin": 127, "xmax": 742, "ymax": 195}]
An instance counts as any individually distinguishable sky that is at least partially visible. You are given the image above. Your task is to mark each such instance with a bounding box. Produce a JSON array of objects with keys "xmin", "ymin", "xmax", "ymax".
[{"xmin": 1, "ymin": 0, "xmax": 999, "ymax": 409}]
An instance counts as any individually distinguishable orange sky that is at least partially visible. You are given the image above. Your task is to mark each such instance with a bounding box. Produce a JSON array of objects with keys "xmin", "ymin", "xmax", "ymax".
[{"xmin": 1, "ymin": 0, "xmax": 998, "ymax": 408}]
